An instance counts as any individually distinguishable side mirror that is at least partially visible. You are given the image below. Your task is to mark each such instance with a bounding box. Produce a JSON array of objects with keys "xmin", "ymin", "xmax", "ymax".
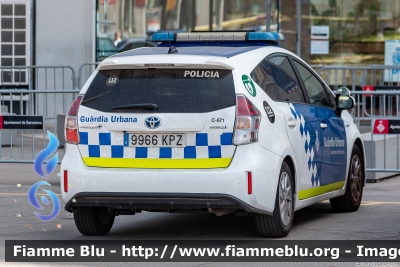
[
  {"xmin": 337, "ymin": 95, "xmax": 355, "ymax": 109},
  {"xmin": 336, "ymin": 87, "xmax": 355, "ymax": 110}
]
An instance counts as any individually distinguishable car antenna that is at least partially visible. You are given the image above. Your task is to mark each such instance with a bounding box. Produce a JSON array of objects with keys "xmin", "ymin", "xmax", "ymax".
[{"xmin": 167, "ymin": 32, "xmax": 178, "ymax": 54}]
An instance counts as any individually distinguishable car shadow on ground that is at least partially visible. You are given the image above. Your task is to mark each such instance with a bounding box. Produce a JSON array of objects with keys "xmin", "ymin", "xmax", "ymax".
[
  {"xmin": 70, "ymin": 202, "xmax": 338, "ymax": 239},
  {"xmin": 108, "ymin": 212, "xmax": 257, "ymax": 239},
  {"xmin": 292, "ymin": 201, "xmax": 337, "ymax": 228}
]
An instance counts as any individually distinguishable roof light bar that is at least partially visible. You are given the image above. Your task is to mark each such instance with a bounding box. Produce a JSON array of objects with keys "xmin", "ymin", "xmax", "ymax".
[
  {"xmin": 176, "ymin": 32, "xmax": 247, "ymax": 42},
  {"xmin": 247, "ymin": 32, "xmax": 285, "ymax": 41},
  {"xmin": 151, "ymin": 32, "xmax": 174, "ymax": 42},
  {"xmin": 151, "ymin": 31, "xmax": 285, "ymax": 43}
]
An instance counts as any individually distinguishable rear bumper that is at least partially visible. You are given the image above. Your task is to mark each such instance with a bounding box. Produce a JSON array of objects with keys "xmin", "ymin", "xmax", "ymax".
[
  {"xmin": 64, "ymin": 192, "xmax": 272, "ymax": 215},
  {"xmin": 61, "ymin": 143, "xmax": 283, "ymax": 214}
]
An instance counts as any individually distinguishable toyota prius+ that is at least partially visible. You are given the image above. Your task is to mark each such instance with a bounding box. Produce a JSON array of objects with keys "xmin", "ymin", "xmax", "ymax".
[{"xmin": 61, "ymin": 31, "xmax": 365, "ymax": 238}]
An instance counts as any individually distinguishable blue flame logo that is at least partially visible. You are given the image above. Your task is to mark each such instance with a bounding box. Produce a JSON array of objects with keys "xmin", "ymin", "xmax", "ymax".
[
  {"xmin": 29, "ymin": 131, "xmax": 60, "ymax": 222},
  {"xmin": 28, "ymin": 181, "xmax": 60, "ymax": 221},
  {"xmin": 33, "ymin": 131, "xmax": 59, "ymax": 178}
]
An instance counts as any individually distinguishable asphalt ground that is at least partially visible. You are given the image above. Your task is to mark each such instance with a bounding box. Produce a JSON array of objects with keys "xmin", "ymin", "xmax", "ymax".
[{"xmin": 0, "ymin": 163, "xmax": 399, "ymax": 267}]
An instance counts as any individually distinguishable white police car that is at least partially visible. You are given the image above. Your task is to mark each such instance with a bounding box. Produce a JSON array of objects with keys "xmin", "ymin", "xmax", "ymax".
[{"xmin": 61, "ymin": 31, "xmax": 365, "ymax": 237}]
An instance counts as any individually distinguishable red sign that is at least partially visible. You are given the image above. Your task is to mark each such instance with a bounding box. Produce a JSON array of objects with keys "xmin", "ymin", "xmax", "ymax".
[
  {"xmin": 362, "ymin": 85, "xmax": 374, "ymax": 97},
  {"xmin": 373, "ymin": 119, "xmax": 400, "ymax": 134},
  {"xmin": 373, "ymin": 119, "xmax": 389, "ymax": 134},
  {"xmin": 0, "ymin": 116, "xmax": 3, "ymax": 130}
]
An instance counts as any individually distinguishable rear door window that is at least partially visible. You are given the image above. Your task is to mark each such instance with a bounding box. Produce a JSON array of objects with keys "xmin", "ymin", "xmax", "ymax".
[
  {"xmin": 268, "ymin": 56, "xmax": 305, "ymax": 103},
  {"xmin": 82, "ymin": 69, "xmax": 236, "ymax": 113},
  {"xmin": 250, "ymin": 58, "xmax": 277, "ymax": 100}
]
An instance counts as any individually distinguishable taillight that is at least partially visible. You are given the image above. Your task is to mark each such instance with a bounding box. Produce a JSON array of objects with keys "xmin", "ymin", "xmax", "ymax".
[
  {"xmin": 65, "ymin": 95, "xmax": 83, "ymax": 144},
  {"xmin": 233, "ymin": 94, "xmax": 261, "ymax": 145}
]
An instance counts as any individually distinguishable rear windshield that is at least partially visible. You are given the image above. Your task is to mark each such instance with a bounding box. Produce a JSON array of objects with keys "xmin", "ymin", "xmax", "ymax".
[{"xmin": 81, "ymin": 69, "xmax": 236, "ymax": 113}]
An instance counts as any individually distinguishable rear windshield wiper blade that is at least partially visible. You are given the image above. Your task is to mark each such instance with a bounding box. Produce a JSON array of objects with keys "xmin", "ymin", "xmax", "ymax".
[
  {"xmin": 81, "ymin": 91, "xmax": 109, "ymax": 105},
  {"xmin": 112, "ymin": 103, "xmax": 159, "ymax": 110}
]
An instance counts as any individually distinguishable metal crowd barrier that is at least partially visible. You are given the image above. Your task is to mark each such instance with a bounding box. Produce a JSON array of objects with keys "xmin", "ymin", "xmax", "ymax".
[
  {"xmin": 0, "ymin": 65, "xmax": 75, "ymax": 89},
  {"xmin": 0, "ymin": 89, "xmax": 79, "ymax": 163},
  {"xmin": 311, "ymin": 65, "xmax": 400, "ymax": 91},
  {"xmin": 0, "ymin": 65, "xmax": 78, "ymax": 162},
  {"xmin": 347, "ymin": 90, "xmax": 399, "ymax": 126},
  {"xmin": 346, "ymin": 91, "xmax": 400, "ymax": 175},
  {"xmin": 78, "ymin": 62, "xmax": 100, "ymax": 89}
]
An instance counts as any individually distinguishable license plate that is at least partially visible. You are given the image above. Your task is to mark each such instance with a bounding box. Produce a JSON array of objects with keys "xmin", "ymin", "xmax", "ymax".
[{"xmin": 124, "ymin": 133, "xmax": 186, "ymax": 147}]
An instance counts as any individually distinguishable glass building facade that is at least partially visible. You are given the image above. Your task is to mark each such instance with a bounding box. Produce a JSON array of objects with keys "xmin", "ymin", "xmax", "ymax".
[{"xmin": 95, "ymin": 0, "xmax": 400, "ymax": 66}]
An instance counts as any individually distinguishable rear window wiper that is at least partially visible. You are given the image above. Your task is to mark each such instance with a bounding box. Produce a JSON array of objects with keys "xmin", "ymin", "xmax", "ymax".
[
  {"xmin": 112, "ymin": 103, "xmax": 159, "ymax": 110},
  {"xmin": 81, "ymin": 91, "xmax": 109, "ymax": 105}
]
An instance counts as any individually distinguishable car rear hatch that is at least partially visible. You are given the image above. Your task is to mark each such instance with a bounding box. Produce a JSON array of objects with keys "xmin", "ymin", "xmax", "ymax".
[{"xmin": 76, "ymin": 67, "xmax": 237, "ymax": 169}]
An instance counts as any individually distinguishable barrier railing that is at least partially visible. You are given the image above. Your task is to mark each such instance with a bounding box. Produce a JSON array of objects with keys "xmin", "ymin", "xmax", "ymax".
[
  {"xmin": 346, "ymin": 90, "xmax": 399, "ymax": 126},
  {"xmin": 311, "ymin": 65, "xmax": 400, "ymax": 91},
  {"xmin": 0, "ymin": 65, "xmax": 78, "ymax": 162},
  {"xmin": 0, "ymin": 89, "xmax": 79, "ymax": 163},
  {"xmin": 78, "ymin": 62, "xmax": 100, "ymax": 89},
  {"xmin": 339, "ymin": 90, "xmax": 400, "ymax": 176},
  {"xmin": 0, "ymin": 65, "xmax": 76, "ymax": 89}
]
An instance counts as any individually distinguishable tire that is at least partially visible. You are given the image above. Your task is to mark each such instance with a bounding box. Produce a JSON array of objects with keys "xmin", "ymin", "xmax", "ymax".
[
  {"xmin": 254, "ymin": 161, "xmax": 294, "ymax": 238},
  {"xmin": 330, "ymin": 145, "xmax": 364, "ymax": 212},
  {"xmin": 73, "ymin": 206, "xmax": 115, "ymax": 236}
]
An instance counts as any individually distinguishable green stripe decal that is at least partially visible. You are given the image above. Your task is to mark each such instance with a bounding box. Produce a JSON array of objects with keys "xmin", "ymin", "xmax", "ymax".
[
  {"xmin": 298, "ymin": 181, "xmax": 345, "ymax": 200},
  {"xmin": 82, "ymin": 157, "xmax": 232, "ymax": 169}
]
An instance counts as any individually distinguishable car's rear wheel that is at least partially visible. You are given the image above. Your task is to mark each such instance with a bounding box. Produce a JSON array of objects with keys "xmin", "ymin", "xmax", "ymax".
[
  {"xmin": 73, "ymin": 206, "xmax": 115, "ymax": 235},
  {"xmin": 254, "ymin": 161, "xmax": 294, "ymax": 238},
  {"xmin": 330, "ymin": 144, "xmax": 364, "ymax": 212}
]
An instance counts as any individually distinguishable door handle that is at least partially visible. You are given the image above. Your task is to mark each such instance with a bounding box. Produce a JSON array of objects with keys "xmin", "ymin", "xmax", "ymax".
[
  {"xmin": 287, "ymin": 120, "xmax": 296, "ymax": 128},
  {"xmin": 320, "ymin": 123, "xmax": 328, "ymax": 129}
]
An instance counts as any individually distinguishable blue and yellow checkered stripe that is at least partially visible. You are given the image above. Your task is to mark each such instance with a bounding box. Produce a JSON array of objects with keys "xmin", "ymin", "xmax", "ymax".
[
  {"xmin": 80, "ymin": 132, "xmax": 124, "ymax": 158},
  {"xmin": 78, "ymin": 132, "xmax": 235, "ymax": 168}
]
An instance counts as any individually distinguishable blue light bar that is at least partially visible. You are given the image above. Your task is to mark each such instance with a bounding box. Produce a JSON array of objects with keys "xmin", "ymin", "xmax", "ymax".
[
  {"xmin": 152, "ymin": 31, "xmax": 285, "ymax": 43},
  {"xmin": 152, "ymin": 32, "xmax": 175, "ymax": 42},
  {"xmin": 247, "ymin": 32, "xmax": 285, "ymax": 42}
]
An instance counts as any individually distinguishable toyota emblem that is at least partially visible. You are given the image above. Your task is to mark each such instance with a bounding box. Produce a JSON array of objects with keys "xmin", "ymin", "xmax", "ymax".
[{"xmin": 144, "ymin": 116, "xmax": 161, "ymax": 129}]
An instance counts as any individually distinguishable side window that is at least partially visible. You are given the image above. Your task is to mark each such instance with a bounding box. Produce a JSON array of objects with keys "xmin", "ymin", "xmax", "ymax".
[
  {"xmin": 293, "ymin": 60, "xmax": 332, "ymax": 107},
  {"xmin": 250, "ymin": 58, "xmax": 277, "ymax": 100},
  {"xmin": 327, "ymin": 87, "xmax": 337, "ymax": 109},
  {"xmin": 268, "ymin": 56, "xmax": 305, "ymax": 103}
]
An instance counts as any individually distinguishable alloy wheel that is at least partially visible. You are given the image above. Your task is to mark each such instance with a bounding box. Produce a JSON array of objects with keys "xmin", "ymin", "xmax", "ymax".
[
  {"xmin": 350, "ymin": 154, "xmax": 362, "ymax": 203},
  {"xmin": 279, "ymin": 171, "xmax": 293, "ymax": 226}
]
